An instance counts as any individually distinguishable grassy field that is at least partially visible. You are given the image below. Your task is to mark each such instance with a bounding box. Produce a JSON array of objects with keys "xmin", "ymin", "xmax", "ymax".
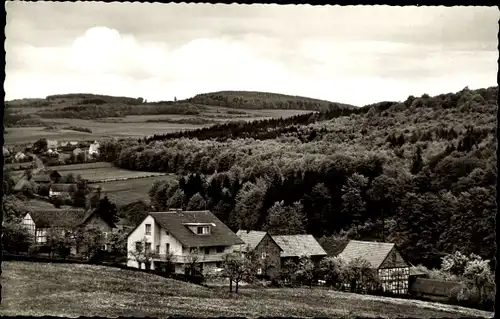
[
  {"xmin": 95, "ymin": 174, "xmax": 177, "ymax": 206},
  {"xmin": 47, "ymin": 162, "xmax": 167, "ymax": 182},
  {"xmin": 0, "ymin": 262, "xmax": 493, "ymax": 318},
  {"xmin": 4, "ymin": 108, "xmax": 313, "ymax": 145}
]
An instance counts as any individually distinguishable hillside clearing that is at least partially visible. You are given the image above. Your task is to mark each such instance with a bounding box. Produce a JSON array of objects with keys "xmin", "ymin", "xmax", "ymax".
[
  {"xmin": 95, "ymin": 175, "xmax": 177, "ymax": 206},
  {"xmin": 46, "ymin": 162, "xmax": 167, "ymax": 182},
  {"xmin": 0, "ymin": 262, "xmax": 493, "ymax": 318}
]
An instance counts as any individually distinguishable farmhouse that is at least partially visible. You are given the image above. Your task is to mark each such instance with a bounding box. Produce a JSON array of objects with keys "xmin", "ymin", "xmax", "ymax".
[
  {"xmin": 14, "ymin": 151, "xmax": 28, "ymax": 162},
  {"xmin": 339, "ymin": 240, "xmax": 410, "ymax": 295},
  {"xmin": 49, "ymin": 183, "xmax": 76, "ymax": 198},
  {"xmin": 22, "ymin": 208, "xmax": 115, "ymax": 251},
  {"xmin": 236, "ymin": 230, "xmax": 283, "ymax": 279},
  {"xmin": 127, "ymin": 210, "xmax": 245, "ymax": 274},
  {"xmin": 88, "ymin": 141, "xmax": 100, "ymax": 158},
  {"xmin": 273, "ymin": 234, "xmax": 327, "ymax": 266},
  {"xmin": 47, "ymin": 139, "xmax": 58, "ymax": 150}
]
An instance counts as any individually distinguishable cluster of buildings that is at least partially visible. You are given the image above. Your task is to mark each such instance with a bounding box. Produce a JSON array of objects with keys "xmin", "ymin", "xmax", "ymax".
[{"xmin": 126, "ymin": 209, "xmax": 419, "ymax": 295}]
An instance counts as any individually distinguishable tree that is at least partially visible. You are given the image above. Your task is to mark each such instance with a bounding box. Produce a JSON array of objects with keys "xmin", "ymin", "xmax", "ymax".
[
  {"xmin": 186, "ymin": 192, "xmax": 207, "ymax": 211},
  {"xmin": 71, "ymin": 180, "xmax": 87, "ymax": 208},
  {"xmin": 221, "ymin": 247, "xmax": 260, "ymax": 293},
  {"xmin": 295, "ymin": 255, "xmax": 315, "ymax": 288},
  {"xmin": 411, "ymin": 146, "xmax": 424, "ymax": 175},
  {"xmin": 319, "ymin": 256, "xmax": 345, "ymax": 288},
  {"xmin": 107, "ymin": 229, "xmax": 128, "ymax": 257},
  {"xmin": 341, "ymin": 173, "xmax": 368, "ymax": 234},
  {"xmin": 95, "ymin": 196, "xmax": 118, "ymax": 225},
  {"xmin": 46, "ymin": 228, "xmax": 74, "ymax": 259},
  {"xmin": 231, "ymin": 179, "xmax": 268, "ymax": 231},
  {"xmin": 263, "ymin": 200, "xmax": 307, "ymax": 235},
  {"xmin": 280, "ymin": 259, "xmax": 298, "ymax": 285},
  {"xmin": 184, "ymin": 248, "xmax": 202, "ymax": 276},
  {"xmin": 463, "ymin": 258, "xmax": 494, "ymax": 303},
  {"xmin": 73, "ymin": 226, "xmax": 105, "ymax": 260},
  {"xmin": 2, "ymin": 222, "xmax": 35, "ymax": 254},
  {"xmin": 343, "ymin": 257, "xmax": 378, "ymax": 293},
  {"xmin": 128, "ymin": 237, "xmax": 159, "ymax": 270},
  {"xmin": 33, "ymin": 138, "xmax": 48, "ymax": 153},
  {"xmin": 2, "ymin": 169, "xmax": 16, "ymax": 195},
  {"xmin": 118, "ymin": 201, "xmax": 151, "ymax": 227}
]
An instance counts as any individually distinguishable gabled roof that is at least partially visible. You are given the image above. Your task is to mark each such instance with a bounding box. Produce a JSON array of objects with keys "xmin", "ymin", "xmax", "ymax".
[
  {"xmin": 28, "ymin": 209, "xmax": 87, "ymax": 228},
  {"xmin": 148, "ymin": 210, "xmax": 245, "ymax": 248},
  {"xmin": 236, "ymin": 230, "xmax": 267, "ymax": 250},
  {"xmin": 27, "ymin": 208, "xmax": 115, "ymax": 229},
  {"xmin": 236, "ymin": 230, "xmax": 283, "ymax": 251},
  {"xmin": 14, "ymin": 178, "xmax": 31, "ymax": 191},
  {"xmin": 50, "ymin": 183, "xmax": 76, "ymax": 193},
  {"xmin": 273, "ymin": 234, "xmax": 327, "ymax": 258},
  {"xmin": 338, "ymin": 240, "xmax": 396, "ymax": 269}
]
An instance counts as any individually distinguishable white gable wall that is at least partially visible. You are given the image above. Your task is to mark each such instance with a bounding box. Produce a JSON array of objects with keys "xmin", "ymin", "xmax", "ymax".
[{"xmin": 127, "ymin": 215, "xmax": 184, "ymax": 269}]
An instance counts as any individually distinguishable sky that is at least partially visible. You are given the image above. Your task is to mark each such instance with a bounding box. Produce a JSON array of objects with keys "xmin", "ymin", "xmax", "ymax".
[{"xmin": 4, "ymin": 3, "xmax": 499, "ymax": 106}]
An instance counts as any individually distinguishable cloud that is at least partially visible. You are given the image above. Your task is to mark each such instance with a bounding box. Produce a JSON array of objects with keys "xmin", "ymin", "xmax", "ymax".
[{"xmin": 4, "ymin": 4, "xmax": 499, "ymax": 106}]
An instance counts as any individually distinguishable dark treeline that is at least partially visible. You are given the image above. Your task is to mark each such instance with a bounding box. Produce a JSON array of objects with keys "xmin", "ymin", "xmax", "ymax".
[
  {"xmin": 99, "ymin": 86, "xmax": 497, "ymax": 269},
  {"xmin": 145, "ymin": 107, "xmax": 360, "ymax": 142},
  {"xmin": 35, "ymin": 103, "xmax": 203, "ymax": 119}
]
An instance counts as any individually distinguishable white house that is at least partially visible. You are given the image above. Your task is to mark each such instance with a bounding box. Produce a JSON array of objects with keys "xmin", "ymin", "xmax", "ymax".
[
  {"xmin": 88, "ymin": 141, "xmax": 100, "ymax": 158},
  {"xmin": 47, "ymin": 139, "xmax": 58, "ymax": 150},
  {"xmin": 14, "ymin": 151, "xmax": 27, "ymax": 162},
  {"xmin": 127, "ymin": 210, "xmax": 245, "ymax": 274},
  {"xmin": 49, "ymin": 183, "xmax": 76, "ymax": 198}
]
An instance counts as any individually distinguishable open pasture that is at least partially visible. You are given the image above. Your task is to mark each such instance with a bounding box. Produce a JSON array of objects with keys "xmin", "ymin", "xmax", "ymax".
[
  {"xmin": 94, "ymin": 174, "xmax": 176, "ymax": 206},
  {"xmin": 3, "ymin": 108, "xmax": 313, "ymax": 145},
  {"xmin": 1, "ymin": 261, "xmax": 493, "ymax": 318}
]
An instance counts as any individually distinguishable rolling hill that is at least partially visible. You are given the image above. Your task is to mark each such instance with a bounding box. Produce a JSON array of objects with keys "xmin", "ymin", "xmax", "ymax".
[{"xmin": 185, "ymin": 90, "xmax": 356, "ymax": 111}]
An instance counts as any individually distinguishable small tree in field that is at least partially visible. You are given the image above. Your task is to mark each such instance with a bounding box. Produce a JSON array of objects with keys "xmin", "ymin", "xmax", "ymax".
[
  {"xmin": 129, "ymin": 237, "xmax": 158, "ymax": 270},
  {"xmin": 221, "ymin": 247, "xmax": 260, "ymax": 293},
  {"xmin": 320, "ymin": 256, "xmax": 346, "ymax": 289},
  {"xmin": 295, "ymin": 255, "xmax": 315, "ymax": 288},
  {"xmin": 2, "ymin": 222, "xmax": 35, "ymax": 254},
  {"xmin": 73, "ymin": 226, "xmax": 105, "ymax": 260},
  {"xmin": 46, "ymin": 228, "xmax": 73, "ymax": 259},
  {"xmin": 343, "ymin": 257, "xmax": 378, "ymax": 293},
  {"xmin": 184, "ymin": 248, "xmax": 202, "ymax": 276},
  {"xmin": 280, "ymin": 259, "xmax": 298, "ymax": 285}
]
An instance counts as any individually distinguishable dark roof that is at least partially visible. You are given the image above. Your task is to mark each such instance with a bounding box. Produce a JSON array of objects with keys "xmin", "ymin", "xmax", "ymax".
[
  {"xmin": 236, "ymin": 230, "xmax": 283, "ymax": 252},
  {"xmin": 28, "ymin": 209, "xmax": 86, "ymax": 228},
  {"xmin": 50, "ymin": 183, "xmax": 76, "ymax": 193},
  {"xmin": 27, "ymin": 208, "xmax": 115, "ymax": 229},
  {"xmin": 338, "ymin": 240, "xmax": 396, "ymax": 269},
  {"xmin": 273, "ymin": 234, "xmax": 327, "ymax": 258},
  {"xmin": 236, "ymin": 230, "xmax": 267, "ymax": 250},
  {"xmin": 149, "ymin": 210, "xmax": 245, "ymax": 248}
]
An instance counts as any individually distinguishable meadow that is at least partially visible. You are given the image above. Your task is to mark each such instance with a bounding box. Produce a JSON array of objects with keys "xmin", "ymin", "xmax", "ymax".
[
  {"xmin": 0, "ymin": 262, "xmax": 493, "ymax": 318},
  {"xmin": 95, "ymin": 174, "xmax": 177, "ymax": 206},
  {"xmin": 4, "ymin": 106, "xmax": 313, "ymax": 145},
  {"xmin": 47, "ymin": 162, "xmax": 167, "ymax": 183}
]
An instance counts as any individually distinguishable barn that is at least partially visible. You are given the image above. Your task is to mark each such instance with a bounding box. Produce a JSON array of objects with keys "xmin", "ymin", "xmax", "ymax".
[{"xmin": 339, "ymin": 240, "xmax": 410, "ymax": 295}]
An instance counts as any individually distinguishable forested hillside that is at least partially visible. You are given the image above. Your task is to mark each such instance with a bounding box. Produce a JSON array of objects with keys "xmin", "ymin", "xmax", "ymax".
[
  {"xmin": 100, "ymin": 86, "xmax": 497, "ymax": 268},
  {"xmin": 184, "ymin": 90, "xmax": 355, "ymax": 111}
]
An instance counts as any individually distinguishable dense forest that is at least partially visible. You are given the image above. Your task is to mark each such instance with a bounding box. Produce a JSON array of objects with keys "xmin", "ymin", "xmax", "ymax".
[
  {"xmin": 99, "ymin": 86, "xmax": 497, "ymax": 269},
  {"xmin": 184, "ymin": 91, "xmax": 355, "ymax": 111}
]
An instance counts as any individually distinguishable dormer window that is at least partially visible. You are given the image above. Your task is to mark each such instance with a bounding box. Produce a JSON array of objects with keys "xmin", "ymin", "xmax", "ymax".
[{"xmin": 197, "ymin": 226, "xmax": 210, "ymax": 235}]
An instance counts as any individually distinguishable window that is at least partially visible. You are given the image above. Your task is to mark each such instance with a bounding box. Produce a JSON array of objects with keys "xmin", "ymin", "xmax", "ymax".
[
  {"xmin": 216, "ymin": 246, "xmax": 224, "ymax": 253},
  {"xmin": 165, "ymin": 230, "xmax": 169, "ymax": 236},
  {"xmin": 145, "ymin": 242, "xmax": 151, "ymax": 252},
  {"xmin": 165, "ymin": 243, "xmax": 170, "ymax": 254},
  {"xmin": 196, "ymin": 226, "xmax": 210, "ymax": 235},
  {"xmin": 145, "ymin": 224, "xmax": 151, "ymax": 235},
  {"xmin": 261, "ymin": 252, "xmax": 267, "ymax": 259},
  {"xmin": 135, "ymin": 242, "xmax": 143, "ymax": 252},
  {"xmin": 204, "ymin": 247, "xmax": 210, "ymax": 255},
  {"xmin": 257, "ymin": 268, "xmax": 262, "ymax": 275},
  {"xmin": 156, "ymin": 245, "xmax": 160, "ymax": 254},
  {"xmin": 190, "ymin": 247, "xmax": 197, "ymax": 254}
]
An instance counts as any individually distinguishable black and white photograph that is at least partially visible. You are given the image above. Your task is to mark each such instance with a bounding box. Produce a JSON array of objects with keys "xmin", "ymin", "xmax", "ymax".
[{"xmin": 1, "ymin": 2, "xmax": 498, "ymax": 318}]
